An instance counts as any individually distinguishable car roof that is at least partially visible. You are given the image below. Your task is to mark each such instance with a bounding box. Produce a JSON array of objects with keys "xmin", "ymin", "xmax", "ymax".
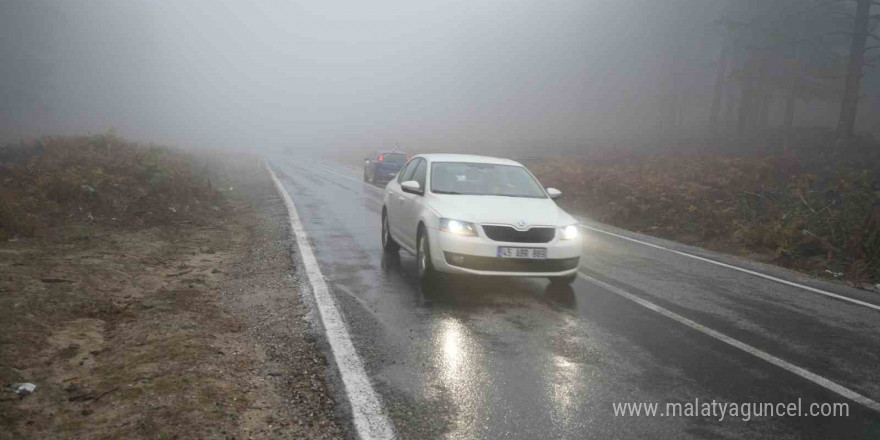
[
  {"xmin": 414, "ymin": 154, "xmax": 523, "ymax": 166},
  {"xmin": 376, "ymin": 150, "xmax": 408, "ymax": 155}
]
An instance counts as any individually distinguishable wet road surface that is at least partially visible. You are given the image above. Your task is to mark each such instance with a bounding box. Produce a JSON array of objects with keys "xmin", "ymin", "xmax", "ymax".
[{"xmin": 269, "ymin": 156, "xmax": 880, "ymax": 439}]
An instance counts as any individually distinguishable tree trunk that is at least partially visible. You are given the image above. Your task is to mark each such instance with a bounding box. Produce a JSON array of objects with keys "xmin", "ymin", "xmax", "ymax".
[
  {"xmin": 783, "ymin": 19, "xmax": 806, "ymax": 137},
  {"xmin": 782, "ymin": 53, "xmax": 802, "ymax": 151},
  {"xmin": 782, "ymin": 67, "xmax": 800, "ymax": 130},
  {"xmin": 758, "ymin": 92, "xmax": 772, "ymax": 128},
  {"xmin": 836, "ymin": 0, "xmax": 871, "ymax": 141},
  {"xmin": 709, "ymin": 45, "xmax": 730, "ymax": 133},
  {"xmin": 724, "ymin": 77, "xmax": 736, "ymax": 125},
  {"xmin": 676, "ymin": 93, "xmax": 685, "ymax": 127},
  {"xmin": 752, "ymin": 55, "xmax": 770, "ymax": 129},
  {"xmin": 737, "ymin": 54, "xmax": 757, "ymax": 134}
]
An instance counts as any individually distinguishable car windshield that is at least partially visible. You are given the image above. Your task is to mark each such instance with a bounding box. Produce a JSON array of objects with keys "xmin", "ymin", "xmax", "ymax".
[{"xmin": 430, "ymin": 162, "xmax": 547, "ymax": 198}]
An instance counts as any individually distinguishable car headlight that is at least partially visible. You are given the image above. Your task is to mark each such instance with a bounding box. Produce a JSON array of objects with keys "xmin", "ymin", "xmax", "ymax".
[
  {"xmin": 439, "ymin": 218, "xmax": 478, "ymax": 236},
  {"xmin": 559, "ymin": 224, "xmax": 579, "ymax": 240}
]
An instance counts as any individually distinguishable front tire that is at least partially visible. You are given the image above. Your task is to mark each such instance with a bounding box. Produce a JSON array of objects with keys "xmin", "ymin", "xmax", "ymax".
[
  {"xmin": 417, "ymin": 226, "xmax": 437, "ymax": 282},
  {"xmin": 549, "ymin": 273, "xmax": 576, "ymax": 285},
  {"xmin": 381, "ymin": 210, "xmax": 399, "ymax": 253}
]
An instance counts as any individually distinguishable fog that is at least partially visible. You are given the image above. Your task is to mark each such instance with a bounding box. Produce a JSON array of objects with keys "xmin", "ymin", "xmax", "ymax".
[{"xmin": 2, "ymin": 0, "xmax": 877, "ymax": 155}]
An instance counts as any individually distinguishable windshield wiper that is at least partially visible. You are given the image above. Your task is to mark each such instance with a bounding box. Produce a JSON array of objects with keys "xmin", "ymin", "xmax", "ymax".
[{"xmin": 433, "ymin": 190, "xmax": 463, "ymax": 195}]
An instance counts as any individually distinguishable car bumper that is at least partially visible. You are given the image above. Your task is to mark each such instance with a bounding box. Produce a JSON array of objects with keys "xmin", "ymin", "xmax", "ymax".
[{"xmin": 428, "ymin": 228, "xmax": 582, "ymax": 277}]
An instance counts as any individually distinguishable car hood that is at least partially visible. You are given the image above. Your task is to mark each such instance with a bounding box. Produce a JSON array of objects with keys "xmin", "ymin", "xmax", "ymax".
[{"xmin": 427, "ymin": 194, "xmax": 576, "ymax": 227}]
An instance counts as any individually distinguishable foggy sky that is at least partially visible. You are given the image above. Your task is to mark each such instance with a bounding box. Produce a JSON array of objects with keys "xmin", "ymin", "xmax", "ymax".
[{"xmin": 3, "ymin": 0, "xmax": 872, "ymax": 154}]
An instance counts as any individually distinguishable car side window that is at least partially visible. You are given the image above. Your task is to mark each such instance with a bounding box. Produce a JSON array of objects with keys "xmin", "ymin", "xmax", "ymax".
[
  {"xmin": 411, "ymin": 159, "xmax": 427, "ymax": 190},
  {"xmin": 398, "ymin": 158, "xmax": 419, "ymax": 183},
  {"xmin": 395, "ymin": 162, "xmax": 409, "ymax": 183}
]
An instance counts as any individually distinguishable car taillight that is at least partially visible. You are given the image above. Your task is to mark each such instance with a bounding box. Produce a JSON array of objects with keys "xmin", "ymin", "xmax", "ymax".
[{"xmin": 378, "ymin": 155, "xmax": 384, "ymax": 162}]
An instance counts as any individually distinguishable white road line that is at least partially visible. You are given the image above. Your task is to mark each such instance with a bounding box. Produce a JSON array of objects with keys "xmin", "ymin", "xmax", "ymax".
[
  {"xmin": 579, "ymin": 224, "xmax": 880, "ymax": 312},
  {"xmin": 315, "ymin": 162, "xmax": 384, "ymax": 192},
  {"xmin": 266, "ymin": 162, "xmax": 397, "ymax": 440},
  {"xmin": 287, "ymin": 161, "xmax": 384, "ymax": 203},
  {"xmin": 577, "ymin": 272, "xmax": 880, "ymax": 413}
]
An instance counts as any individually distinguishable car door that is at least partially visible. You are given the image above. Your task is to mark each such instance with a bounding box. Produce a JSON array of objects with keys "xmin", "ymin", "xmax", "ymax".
[
  {"xmin": 387, "ymin": 158, "xmax": 419, "ymax": 244},
  {"xmin": 398, "ymin": 158, "xmax": 427, "ymax": 250}
]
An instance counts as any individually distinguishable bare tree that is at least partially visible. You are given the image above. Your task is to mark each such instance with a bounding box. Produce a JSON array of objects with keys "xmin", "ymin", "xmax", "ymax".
[
  {"xmin": 709, "ymin": 44, "xmax": 731, "ymax": 132},
  {"xmin": 836, "ymin": 0, "xmax": 875, "ymax": 140}
]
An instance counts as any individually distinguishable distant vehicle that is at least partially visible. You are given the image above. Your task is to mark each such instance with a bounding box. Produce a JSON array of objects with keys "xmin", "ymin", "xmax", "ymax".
[
  {"xmin": 381, "ymin": 154, "xmax": 581, "ymax": 284},
  {"xmin": 363, "ymin": 151, "xmax": 409, "ymax": 184}
]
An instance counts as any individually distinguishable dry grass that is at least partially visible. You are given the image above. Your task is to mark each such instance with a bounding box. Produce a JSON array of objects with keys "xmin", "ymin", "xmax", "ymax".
[
  {"xmin": 0, "ymin": 139, "xmax": 346, "ymax": 439},
  {"xmin": 528, "ymin": 140, "xmax": 880, "ymax": 286},
  {"xmin": 0, "ymin": 223, "xmax": 262, "ymax": 439},
  {"xmin": 0, "ymin": 135, "xmax": 224, "ymax": 239}
]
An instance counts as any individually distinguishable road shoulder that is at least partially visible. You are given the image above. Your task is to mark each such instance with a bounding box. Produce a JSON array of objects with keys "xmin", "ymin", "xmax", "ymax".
[{"xmin": 0, "ymin": 155, "xmax": 348, "ymax": 439}]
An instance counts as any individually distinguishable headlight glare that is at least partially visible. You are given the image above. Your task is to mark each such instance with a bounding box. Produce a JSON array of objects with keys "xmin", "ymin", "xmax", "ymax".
[
  {"xmin": 440, "ymin": 218, "xmax": 477, "ymax": 236},
  {"xmin": 560, "ymin": 224, "xmax": 579, "ymax": 240}
]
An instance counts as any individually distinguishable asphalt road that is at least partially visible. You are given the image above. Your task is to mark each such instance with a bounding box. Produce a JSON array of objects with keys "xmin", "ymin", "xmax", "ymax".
[{"xmin": 269, "ymin": 156, "xmax": 880, "ymax": 440}]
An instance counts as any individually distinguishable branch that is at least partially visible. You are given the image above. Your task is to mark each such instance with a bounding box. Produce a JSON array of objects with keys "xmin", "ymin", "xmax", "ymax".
[
  {"xmin": 813, "ymin": 200, "xmax": 837, "ymax": 217},
  {"xmin": 813, "ymin": 30, "xmax": 855, "ymax": 39},
  {"xmin": 799, "ymin": 194, "xmax": 816, "ymax": 213},
  {"xmin": 830, "ymin": 11, "xmax": 856, "ymax": 20},
  {"xmin": 774, "ymin": 0, "xmax": 849, "ymax": 25}
]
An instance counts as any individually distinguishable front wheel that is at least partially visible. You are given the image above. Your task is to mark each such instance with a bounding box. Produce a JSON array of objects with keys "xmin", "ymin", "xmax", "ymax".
[
  {"xmin": 417, "ymin": 227, "xmax": 437, "ymax": 282},
  {"xmin": 549, "ymin": 273, "xmax": 577, "ymax": 285},
  {"xmin": 382, "ymin": 211, "xmax": 399, "ymax": 253}
]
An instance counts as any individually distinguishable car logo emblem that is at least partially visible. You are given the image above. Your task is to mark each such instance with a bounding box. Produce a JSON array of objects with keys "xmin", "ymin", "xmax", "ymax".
[{"xmin": 516, "ymin": 220, "xmax": 527, "ymax": 229}]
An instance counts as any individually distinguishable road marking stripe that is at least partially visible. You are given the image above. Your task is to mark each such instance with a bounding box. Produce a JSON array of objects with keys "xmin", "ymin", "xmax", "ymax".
[
  {"xmin": 290, "ymin": 162, "xmax": 384, "ymax": 203},
  {"xmin": 577, "ymin": 272, "xmax": 880, "ymax": 413},
  {"xmin": 266, "ymin": 162, "xmax": 397, "ymax": 440},
  {"xmin": 579, "ymin": 224, "xmax": 880, "ymax": 312},
  {"xmin": 315, "ymin": 162, "xmax": 384, "ymax": 192}
]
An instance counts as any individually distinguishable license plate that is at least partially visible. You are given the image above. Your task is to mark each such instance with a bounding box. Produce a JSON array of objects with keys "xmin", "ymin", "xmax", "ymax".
[{"xmin": 497, "ymin": 247, "xmax": 547, "ymax": 259}]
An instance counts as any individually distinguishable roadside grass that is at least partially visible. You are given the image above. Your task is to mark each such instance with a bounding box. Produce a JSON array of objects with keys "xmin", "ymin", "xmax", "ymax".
[
  {"xmin": 2, "ymin": 138, "xmax": 347, "ymax": 439},
  {"xmin": 0, "ymin": 134, "xmax": 224, "ymax": 240},
  {"xmin": 1, "ymin": 137, "xmax": 263, "ymax": 439},
  {"xmin": 527, "ymin": 135, "xmax": 880, "ymax": 287}
]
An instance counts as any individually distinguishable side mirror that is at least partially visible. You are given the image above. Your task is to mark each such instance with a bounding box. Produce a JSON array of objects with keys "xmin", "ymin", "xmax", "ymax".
[
  {"xmin": 401, "ymin": 180, "xmax": 422, "ymax": 194},
  {"xmin": 547, "ymin": 187, "xmax": 562, "ymax": 199}
]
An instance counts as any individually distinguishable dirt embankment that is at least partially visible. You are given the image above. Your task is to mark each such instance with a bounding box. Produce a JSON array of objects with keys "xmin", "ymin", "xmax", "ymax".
[
  {"xmin": 1, "ymin": 137, "xmax": 348, "ymax": 439},
  {"xmin": 527, "ymin": 137, "xmax": 880, "ymax": 288}
]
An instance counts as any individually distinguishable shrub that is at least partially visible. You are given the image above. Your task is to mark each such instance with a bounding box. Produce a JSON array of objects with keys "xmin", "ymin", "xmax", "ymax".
[{"xmin": 529, "ymin": 144, "xmax": 880, "ymax": 284}]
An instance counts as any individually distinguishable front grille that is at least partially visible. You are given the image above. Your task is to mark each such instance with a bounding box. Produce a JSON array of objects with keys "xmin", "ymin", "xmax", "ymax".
[
  {"xmin": 481, "ymin": 225, "xmax": 555, "ymax": 243},
  {"xmin": 444, "ymin": 252, "xmax": 579, "ymax": 272}
]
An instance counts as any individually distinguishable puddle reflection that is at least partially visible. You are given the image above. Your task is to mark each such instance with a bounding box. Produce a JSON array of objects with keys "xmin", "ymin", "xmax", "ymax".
[{"xmin": 430, "ymin": 316, "xmax": 490, "ymax": 439}]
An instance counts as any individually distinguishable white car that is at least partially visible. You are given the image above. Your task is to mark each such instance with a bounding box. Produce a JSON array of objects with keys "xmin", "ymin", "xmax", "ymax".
[{"xmin": 381, "ymin": 154, "xmax": 582, "ymax": 284}]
